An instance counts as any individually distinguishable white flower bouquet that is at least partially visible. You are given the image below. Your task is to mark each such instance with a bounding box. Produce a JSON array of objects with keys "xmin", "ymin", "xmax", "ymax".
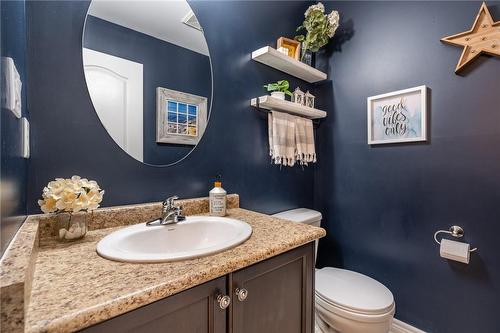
[
  {"xmin": 38, "ymin": 176, "xmax": 104, "ymax": 214},
  {"xmin": 38, "ymin": 176, "xmax": 104, "ymax": 241},
  {"xmin": 295, "ymin": 2, "xmax": 340, "ymax": 60}
]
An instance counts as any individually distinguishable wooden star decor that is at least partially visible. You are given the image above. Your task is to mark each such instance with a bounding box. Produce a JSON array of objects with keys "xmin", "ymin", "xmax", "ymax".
[{"xmin": 441, "ymin": 2, "xmax": 500, "ymax": 73}]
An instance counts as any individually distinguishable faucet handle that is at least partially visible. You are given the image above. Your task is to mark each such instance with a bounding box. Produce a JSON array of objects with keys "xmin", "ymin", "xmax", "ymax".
[
  {"xmin": 175, "ymin": 206, "xmax": 185, "ymax": 221},
  {"xmin": 163, "ymin": 195, "xmax": 179, "ymax": 210}
]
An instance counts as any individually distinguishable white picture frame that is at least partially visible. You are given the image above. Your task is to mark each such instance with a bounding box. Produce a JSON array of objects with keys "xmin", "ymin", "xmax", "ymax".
[
  {"xmin": 156, "ymin": 87, "xmax": 208, "ymax": 145},
  {"xmin": 367, "ymin": 85, "xmax": 427, "ymax": 145}
]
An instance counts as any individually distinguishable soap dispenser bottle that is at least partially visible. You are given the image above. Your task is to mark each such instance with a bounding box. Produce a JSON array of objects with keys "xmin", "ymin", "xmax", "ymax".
[{"xmin": 209, "ymin": 175, "xmax": 226, "ymax": 216}]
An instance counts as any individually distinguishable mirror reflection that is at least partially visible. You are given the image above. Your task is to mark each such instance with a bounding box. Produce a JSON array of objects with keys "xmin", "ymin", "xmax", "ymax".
[{"xmin": 83, "ymin": 0, "xmax": 212, "ymax": 166}]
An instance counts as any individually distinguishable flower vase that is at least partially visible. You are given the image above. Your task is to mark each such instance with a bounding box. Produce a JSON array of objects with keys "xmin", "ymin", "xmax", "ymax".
[
  {"xmin": 56, "ymin": 212, "xmax": 89, "ymax": 241},
  {"xmin": 301, "ymin": 47, "xmax": 314, "ymax": 67}
]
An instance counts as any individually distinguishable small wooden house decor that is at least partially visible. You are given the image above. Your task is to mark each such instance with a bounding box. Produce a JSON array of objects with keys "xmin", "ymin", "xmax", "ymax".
[
  {"xmin": 292, "ymin": 87, "xmax": 305, "ymax": 105},
  {"xmin": 305, "ymin": 91, "xmax": 315, "ymax": 108},
  {"xmin": 441, "ymin": 2, "xmax": 500, "ymax": 74}
]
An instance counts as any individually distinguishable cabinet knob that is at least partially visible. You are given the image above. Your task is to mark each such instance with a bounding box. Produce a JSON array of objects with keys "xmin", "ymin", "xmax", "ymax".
[
  {"xmin": 235, "ymin": 288, "xmax": 248, "ymax": 302},
  {"xmin": 216, "ymin": 294, "xmax": 231, "ymax": 309}
]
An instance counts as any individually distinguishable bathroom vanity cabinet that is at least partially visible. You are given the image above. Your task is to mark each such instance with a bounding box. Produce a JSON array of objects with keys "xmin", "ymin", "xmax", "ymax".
[{"xmin": 80, "ymin": 243, "xmax": 314, "ymax": 333}]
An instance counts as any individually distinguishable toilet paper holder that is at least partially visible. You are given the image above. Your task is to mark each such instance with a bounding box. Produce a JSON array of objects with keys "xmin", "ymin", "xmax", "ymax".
[{"xmin": 434, "ymin": 226, "xmax": 477, "ymax": 252}]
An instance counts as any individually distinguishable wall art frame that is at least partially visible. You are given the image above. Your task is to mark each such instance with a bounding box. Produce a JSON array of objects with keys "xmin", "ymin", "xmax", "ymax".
[
  {"xmin": 156, "ymin": 87, "xmax": 208, "ymax": 145},
  {"xmin": 276, "ymin": 37, "xmax": 301, "ymax": 60},
  {"xmin": 367, "ymin": 85, "xmax": 427, "ymax": 145}
]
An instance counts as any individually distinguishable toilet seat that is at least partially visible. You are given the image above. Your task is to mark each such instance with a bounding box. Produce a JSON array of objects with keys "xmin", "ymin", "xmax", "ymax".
[
  {"xmin": 315, "ymin": 267, "xmax": 395, "ymax": 317},
  {"xmin": 315, "ymin": 292, "xmax": 395, "ymax": 324}
]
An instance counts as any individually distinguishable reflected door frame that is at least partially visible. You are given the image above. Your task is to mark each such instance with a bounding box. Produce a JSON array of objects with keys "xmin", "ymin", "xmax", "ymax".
[{"xmin": 83, "ymin": 48, "xmax": 144, "ymax": 161}]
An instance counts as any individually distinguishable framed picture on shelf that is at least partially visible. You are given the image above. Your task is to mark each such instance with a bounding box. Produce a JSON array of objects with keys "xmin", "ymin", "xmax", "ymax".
[
  {"xmin": 156, "ymin": 87, "xmax": 207, "ymax": 145},
  {"xmin": 367, "ymin": 85, "xmax": 427, "ymax": 145},
  {"xmin": 277, "ymin": 37, "xmax": 301, "ymax": 60}
]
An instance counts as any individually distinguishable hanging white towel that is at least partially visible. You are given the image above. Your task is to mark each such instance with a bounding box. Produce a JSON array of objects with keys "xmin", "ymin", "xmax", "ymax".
[
  {"xmin": 1, "ymin": 57, "xmax": 22, "ymax": 118},
  {"xmin": 295, "ymin": 117, "xmax": 316, "ymax": 165},
  {"xmin": 268, "ymin": 111, "xmax": 296, "ymax": 166}
]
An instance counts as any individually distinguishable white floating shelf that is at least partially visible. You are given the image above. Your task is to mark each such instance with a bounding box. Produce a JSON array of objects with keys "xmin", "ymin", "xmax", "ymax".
[
  {"xmin": 251, "ymin": 46, "xmax": 327, "ymax": 83},
  {"xmin": 251, "ymin": 96, "xmax": 327, "ymax": 119}
]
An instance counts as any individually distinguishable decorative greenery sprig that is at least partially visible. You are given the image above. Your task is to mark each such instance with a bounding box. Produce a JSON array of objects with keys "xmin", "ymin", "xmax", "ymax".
[
  {"xmin": 263, "ymin": 80, "xmax": 293, "ymax": 97},
  {"xmin": 295, "ymin": 2, "xmax": 339, "ymax": 59}
]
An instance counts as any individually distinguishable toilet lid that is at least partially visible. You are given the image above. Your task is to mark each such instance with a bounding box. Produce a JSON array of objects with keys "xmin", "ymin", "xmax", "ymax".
[{"xmin": 315, "ymin": 267, "xmax": 394, "ymax": 314}]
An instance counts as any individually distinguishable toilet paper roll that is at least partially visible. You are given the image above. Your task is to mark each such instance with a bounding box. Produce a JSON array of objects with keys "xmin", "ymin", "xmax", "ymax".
[{"xmin": 440, "ymin": 239, "xmax": 470, "ymax": 264}]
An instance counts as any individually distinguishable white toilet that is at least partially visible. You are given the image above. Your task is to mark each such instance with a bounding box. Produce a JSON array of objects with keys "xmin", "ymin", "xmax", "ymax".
[{"xmin": 273, "ymin": 208, "xmax": 395, "ymax": 333}]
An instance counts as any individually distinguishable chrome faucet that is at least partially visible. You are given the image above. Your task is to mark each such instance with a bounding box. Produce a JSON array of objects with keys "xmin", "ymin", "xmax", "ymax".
[
  {"xmin": 146, "ymin": 195, "xmax": 186, "ymax": 226},
  {"xmin": 161, "ymin": 196, "xmax": 186, "ymax": 224}
]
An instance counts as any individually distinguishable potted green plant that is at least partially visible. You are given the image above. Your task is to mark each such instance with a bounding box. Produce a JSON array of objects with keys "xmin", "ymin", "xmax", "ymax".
[
  {"xmin": 295, "ymin": 2, "xmax": 339, "ymax": 66},
  {"xmin": 263, "ymin": 80, "xmax": 293, "ymax": 100}
]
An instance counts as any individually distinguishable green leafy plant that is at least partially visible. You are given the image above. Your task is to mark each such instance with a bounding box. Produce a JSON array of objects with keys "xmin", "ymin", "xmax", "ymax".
[
  {"xmin": 295, "ymin": 2, "xmax": 339, "ymax": 59},
  {"xmin": 263, "ymin": 80, "xmax": 293, "ymax": 97}
]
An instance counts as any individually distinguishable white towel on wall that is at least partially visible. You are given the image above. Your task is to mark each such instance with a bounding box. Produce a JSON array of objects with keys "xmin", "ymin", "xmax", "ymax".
[
  {"xmin": 295, "ymin": 117, "xmax": 316, "ymax": 165},
  {"xmin": 268, "ymin": 111, "xmax": 296, "ymax": 166},
  {"xmin": 1, "ymin": 57, "xmax": 22, "ymax": 118},
  {"xmin": 268, "ymin": 111, "xmax": 317, "ymax": 167}
]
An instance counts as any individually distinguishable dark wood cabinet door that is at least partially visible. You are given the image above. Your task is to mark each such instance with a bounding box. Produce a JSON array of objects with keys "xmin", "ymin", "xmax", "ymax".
[
  {"xmin": 80, "ymin": 276, "xmax": 227, "ymax": 333},
  {"xmin": 230, "ymin": 243, "xmax": 314, "ymax": 333}
]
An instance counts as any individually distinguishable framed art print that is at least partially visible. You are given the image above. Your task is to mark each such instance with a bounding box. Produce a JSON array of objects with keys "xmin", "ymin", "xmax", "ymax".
[
  {"xmin": 156, "ymin": 87, "xmax": 207, "ymax": 145},
  {"xmin": 276, "ymin": 37, "xmax": 301, "ymax": 60},
  {"xmin": 367, "ymin": 85, "xmax": 427, "ymax": 145}
]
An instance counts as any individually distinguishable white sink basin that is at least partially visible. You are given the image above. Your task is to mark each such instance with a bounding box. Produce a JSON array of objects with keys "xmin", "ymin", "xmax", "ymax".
[{"xmin": 96, "ymin": 216, "xmax": 252, "ymax": 263}]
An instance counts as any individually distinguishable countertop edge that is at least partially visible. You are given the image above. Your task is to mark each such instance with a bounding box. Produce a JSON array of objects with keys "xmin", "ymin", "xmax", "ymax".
[{"xmin": 0, "ymin": 218, "xmax": 39, "ymax": 333}]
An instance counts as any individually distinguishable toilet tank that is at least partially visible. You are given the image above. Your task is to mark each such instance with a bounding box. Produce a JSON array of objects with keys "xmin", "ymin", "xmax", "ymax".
[
  {"xmin": 272, "ymin": 208, "xmax": 322, "ymax": 227},
  {"xmin": 272, "ymin": 208, "xmax": 322, "ymax": 264}
]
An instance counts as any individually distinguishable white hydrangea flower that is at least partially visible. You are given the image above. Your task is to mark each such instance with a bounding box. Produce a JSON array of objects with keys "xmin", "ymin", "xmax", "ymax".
[
  {"xmin": 327, "ymin": 10, "xmax": 340, "ymax": 37},
  {"xmin": 38, "ymin": 175, "xmax": 104, "ymax": 214},
  {"xmin": 45, "ymin": 178, "xmax": 66, "ymax": 197},
  {"xmin": 38, "ymin": 197, "xmax": 57, "ymax": 214},
  {"xmin": 73, "ymin": 191, "xmax": 90, "ymax": 213},
  {"xmin": 55, "ymin": 188, "xmax": 78, "ymax": 211},
  {"xmin": 87, "ymin": 189, "xmax": 104, "ymax": 211},
  {"xmin": 305, "ymin": 2, "xmax": 325, "ymax": 17}
]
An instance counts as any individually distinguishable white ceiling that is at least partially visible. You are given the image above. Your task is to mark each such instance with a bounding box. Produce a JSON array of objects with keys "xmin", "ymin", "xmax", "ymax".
[{"xmin": 88, "ymin": 0, "xmax": 209, "ymax": 56}]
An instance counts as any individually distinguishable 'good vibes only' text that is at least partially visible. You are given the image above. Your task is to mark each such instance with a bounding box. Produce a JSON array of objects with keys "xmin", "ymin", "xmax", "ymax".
[{"xmin": 381, "ymin": 98, "xmax": 409, "ymax": 136}]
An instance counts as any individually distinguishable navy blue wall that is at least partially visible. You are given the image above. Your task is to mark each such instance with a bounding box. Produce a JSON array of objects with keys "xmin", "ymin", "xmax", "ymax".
[
  {"xmin": 26, "ymin": 1, "xmax": 315, "ymax": 214},
  {"xmin": 83, "ymin": 15, "xmax": 211, "ymax": 165},
  {"xmin": 1, "ymin": 0, "xmax": 28, "ymax": 254},
  {"xmin": 24, "ymin": 1, "xmax": 500, "ymax": 331},
  {"xmin": 315, "ymin": 2, "xmax": 500, "ymax": 332}
]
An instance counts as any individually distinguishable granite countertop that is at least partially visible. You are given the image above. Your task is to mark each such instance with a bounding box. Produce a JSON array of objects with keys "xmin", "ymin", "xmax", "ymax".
[{"xmin": 25, "ymin": 207, "xmax": 325, "ymax": 333}]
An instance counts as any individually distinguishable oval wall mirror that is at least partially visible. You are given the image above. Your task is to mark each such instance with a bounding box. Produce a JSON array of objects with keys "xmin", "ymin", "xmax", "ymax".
[{"xmin": 82, "ymin": 0, "xmax": 212, "ymax": 166}]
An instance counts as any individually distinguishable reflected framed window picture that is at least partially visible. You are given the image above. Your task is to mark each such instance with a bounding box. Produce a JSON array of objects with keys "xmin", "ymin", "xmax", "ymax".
[
  {"xmin": 156, "ymin": 87, "xmax": 207, "ymax": 145},
  {"xmin": 367, "ymin": 85, "xmax": 427, "ymax": 145}
]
